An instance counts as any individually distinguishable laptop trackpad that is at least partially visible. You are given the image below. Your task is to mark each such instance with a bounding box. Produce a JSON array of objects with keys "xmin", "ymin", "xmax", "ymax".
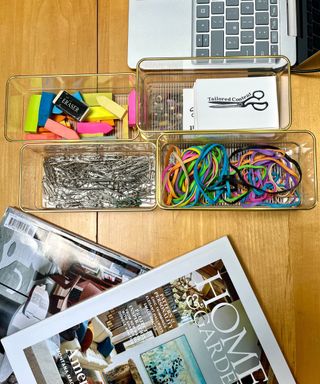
[{"xmin": 128, "ymin": 0, "xmax": 192, "ymax": 68}]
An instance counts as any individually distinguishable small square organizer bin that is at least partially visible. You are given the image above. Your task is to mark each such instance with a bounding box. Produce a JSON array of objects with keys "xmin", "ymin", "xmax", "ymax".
[
  {"xmin": 157, "ymin": 130, "xmax": 317, "ymax": 210},
  {"xmin": 137, "ymin": 56, "xmax": 291, "ymax": 140},
  {"xmin": 19, "ymin": 142, "xmax": 156, "ymax": 212},
  {"xmin": 5, "ymin": 73, "xmax": 138, "ymax": 142}
]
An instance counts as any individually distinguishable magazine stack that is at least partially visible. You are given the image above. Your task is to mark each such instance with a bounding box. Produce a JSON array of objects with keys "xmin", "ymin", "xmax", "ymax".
[{"xmin": 0, "ymin": 213, "xmax": 296, "ymax": 384}]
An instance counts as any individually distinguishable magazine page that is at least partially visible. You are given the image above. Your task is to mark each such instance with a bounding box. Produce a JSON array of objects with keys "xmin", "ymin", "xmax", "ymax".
[
  {"xmin": 0, "ymin": 207, "xmax": 150, "ymax": 384},
  {"xmin": 2, "ymin": 237, "xmax": 295, "ymax": 384}
]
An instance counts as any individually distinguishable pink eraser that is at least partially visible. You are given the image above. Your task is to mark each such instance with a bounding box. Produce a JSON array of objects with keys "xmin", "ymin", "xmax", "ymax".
[
  {"xmin": 24, "ymin": 133, "xmax": 60, "ymax": 140},
  {"xmin": 76, "ymin": 122, "xmax": 114, "ymax": 134},
  {"xmin": 45, "ymin": 118, "xmax": 80, "ymax": 139},
  {"xmin": 128, "ymin": 89, "xmax": 136, "ymax": 127}
]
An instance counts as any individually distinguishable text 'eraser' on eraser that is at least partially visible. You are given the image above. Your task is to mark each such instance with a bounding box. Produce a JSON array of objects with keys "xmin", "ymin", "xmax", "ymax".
[
  {"xmin": 128, "ymin": 89, "xmax": 136, "ymax": 127},
  {"xmin": 38, "ymin": 92, "xmax": 55, "ymax": 127},
  {"xmin": 24, "ymin": 95, "xmax": 41, "ymax": 132},
  {"xmin": 45, "ymin": 118, "xmax": 80, "ymax": 139},
  {"xmin": 53, "ymin": 90, "xmax": 89, "ymax": 121},
  {"xmin": 96, "ymin": 95, "xmax": 127, "ymax": 120},
  {"xmin": 52, "ymin": 91, "xmax": 84, "ymax": 114}
]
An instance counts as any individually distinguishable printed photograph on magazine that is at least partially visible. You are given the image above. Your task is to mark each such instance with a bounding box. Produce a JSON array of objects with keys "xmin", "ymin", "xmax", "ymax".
[
  {"xmin": 0, "ymin": 207, "xmax": 150, "ymax": 384},
  {"xmin": 2, "ymin": 237, "xmax": 296, "ymax": 384}
]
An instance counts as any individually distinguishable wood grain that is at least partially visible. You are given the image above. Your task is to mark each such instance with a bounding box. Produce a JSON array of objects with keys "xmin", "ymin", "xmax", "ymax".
[
  {"xmin": 97, "ymin": 1, "xmax": 320, "ymax": 382},
  {"xmin": 288, "ymin": 70, "xmax": 320, "ymax": 384},
  {"xmin": 0, "ymin": 0, "xmax": 319, "ymax": 382},
  {"xmin": 0, "ymin": 0, "xmax": 98, "ymax": 239},
  {"xmin": 98, "ymin": 0, "xmax": 130, "ymax": 73}
]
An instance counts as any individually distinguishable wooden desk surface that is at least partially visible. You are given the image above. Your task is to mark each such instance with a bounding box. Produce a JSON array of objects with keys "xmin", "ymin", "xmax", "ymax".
[{"xmin": 0, "ymin": 1, "xmax": 319, "ymax": 382}]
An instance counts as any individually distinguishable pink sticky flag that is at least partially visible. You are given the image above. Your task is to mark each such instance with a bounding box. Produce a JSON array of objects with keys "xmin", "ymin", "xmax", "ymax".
[
  {"xmin": 45, "ymin": 118, "xmax": 80, "ymax": 139},
  {"xmin": 128, "ymin": 89, "xmax": 136, "ymax": 127},
  {"xmin": 76, "ymin": 122, "xmax": 114, "ymax": 134}
]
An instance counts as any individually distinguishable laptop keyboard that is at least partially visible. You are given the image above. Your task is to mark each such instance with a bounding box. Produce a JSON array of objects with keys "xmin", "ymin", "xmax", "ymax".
[
  {"xmin": 195, "ymin": 0, "xmax": 279, "ymax": 57},
  {"xmin": 307, "ymin": 0, "xmax": 320, "ymax": 54}
]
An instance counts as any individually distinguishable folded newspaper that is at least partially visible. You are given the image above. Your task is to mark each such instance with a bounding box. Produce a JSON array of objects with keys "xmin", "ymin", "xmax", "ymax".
[
  {"xmin": 0, "ymin": 207, "xmax": 150, "ymax": 384},
  {"xmin": 2, "ymin": 236, "xmax": 295, "ymax": 383}
]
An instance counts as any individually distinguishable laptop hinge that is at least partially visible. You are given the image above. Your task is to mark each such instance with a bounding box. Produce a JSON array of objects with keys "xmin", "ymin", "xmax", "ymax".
[{"xmin": 287, "ymin": 0, "xmax": 298, "ymax": 36}]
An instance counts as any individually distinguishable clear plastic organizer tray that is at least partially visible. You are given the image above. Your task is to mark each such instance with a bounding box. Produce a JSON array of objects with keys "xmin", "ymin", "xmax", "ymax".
[
  {"xmin": 19, "ymin": 141, "xmax": 156, "ymax": 212},
  {"xmin": 157, "ymin": 130, "xmax": 317, "ymax": 210},
  {"xmin": 137, "ymin": 56, "xmax": 291, "ymax": 140},
  {"xmin": 5, "ymin": 73, "xmax": 138, "ymax": 142}
]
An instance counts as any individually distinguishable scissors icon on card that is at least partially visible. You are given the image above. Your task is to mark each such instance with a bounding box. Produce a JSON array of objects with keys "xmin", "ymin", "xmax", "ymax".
[{"xmin": 208, "ymin": 90, "xmax": 269, "ymax": 111}]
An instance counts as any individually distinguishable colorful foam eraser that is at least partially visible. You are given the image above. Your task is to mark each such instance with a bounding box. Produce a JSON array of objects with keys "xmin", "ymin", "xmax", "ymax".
[
  {"xmin": 128, "ymin": 89, "xmax": 136, "ymax": 127},
  {"xmin": 45, "ymin": 118, "xmax": 80, "ymax": 139},
  {"xmin": 101, "ymin": 119, "xmax": 115, "ymax": 126},
  {"xmin": 24, "ymin": 95, "xmax": 41, "ymax": 132},
  {"xmin": 60, "ymin": 120, "xmax": 71, "ymax": 127},
  {"xmin": 121, "ymin": 105, "xmax": 129, "ymax": 139},
  {"xmin": 96, "ymin": 95, "xmax": 127, "ymax": 119},
  {"xmin": 76, "ymin": 122, "xmax": 114, "ymax": 134},
  {"xmin": 52, "ymin": 107, "xmax": 61, "ymax": 114},
  {"xmin": 82, "ymin": 92, "xmax": 112, "ymax": 106},
  {"xmin": 79, "ymin": 133, "xmax": 104, "ymax": 138},
  {"xmin": 86, "ymin": 106, "xmax": 117, "ymax": 121},
  {"xmin": 38, "ymin": 92, "xmax": 55, "ymax": 126},
  {"xmin": 73, "ymin": 91, "xmax": 84, "ymax": 101},
  {"xmin": 38, "ymin": 127, "xmax": 50, "ymax": 133},
  {"xmin": 25, "ymin": 133, "xmax": 60, "ymax": 140},
  {"xmin": 52, "ymin": 91, "xmax": 85, "ymax": 115},
  {"xmin": 52, "ymin": 114, "xmax": 66, "ymax": 123}
]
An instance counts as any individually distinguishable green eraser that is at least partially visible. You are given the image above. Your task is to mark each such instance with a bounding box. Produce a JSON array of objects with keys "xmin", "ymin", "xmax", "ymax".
[
  {"xmin": 24, "ymin": 94, "xmax": 41, "ymax": 132},
  {"xmin": 82, "ymin": 92, "xmax": 112, "ymax": 106}
]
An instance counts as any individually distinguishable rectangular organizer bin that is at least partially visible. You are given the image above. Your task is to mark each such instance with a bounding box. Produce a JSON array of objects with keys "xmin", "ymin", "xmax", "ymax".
[
  {"xmin": 5, "ymin": 73, "xmax": 138, "ymax": 142},
  {"xmin": 137, "ymin": 56, "xmax": 291, "ymax": 140},
  {"xmin": 19, "ymin": 141, "xmax": 156, "ymax": 212},
  {"xmin": 157, "ymin": 130, "xmax": 317, "ymax": 210}
]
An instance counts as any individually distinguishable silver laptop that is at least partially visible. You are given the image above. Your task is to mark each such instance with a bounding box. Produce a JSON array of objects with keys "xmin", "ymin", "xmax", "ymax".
[{"xmin": 128, "ymin": 0, "xmax": 309, "ymax": 69}]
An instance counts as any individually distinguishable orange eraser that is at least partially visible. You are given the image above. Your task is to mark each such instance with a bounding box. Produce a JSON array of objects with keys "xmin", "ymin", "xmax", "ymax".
[
  {"xmin": 100, "ymin": 119, "xmax": 115, "ymax": 126},
  {"xmin": 25, "ymin": 133, "xmax": 60, "ymax": 140},
  {"xmin": 38, "ymin": 127, "xmax": 50, "ymax": 133},
  {"xmin": 52, "ymin": 114, "xmax": 66, "ymax": 123},
  {"xmin": 45, "ymin": 118, "xmax": 80, "ymax": 139}
]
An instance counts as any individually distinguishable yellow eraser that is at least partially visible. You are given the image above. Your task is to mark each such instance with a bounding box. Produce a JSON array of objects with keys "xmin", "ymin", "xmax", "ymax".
[
  {"xmin": 97, "ymin": 95, "xmax": 127, "ymax": 120},
  {"xmin": 80, "ymin": 133, "xmax": 104, "ymax": 138},
  {"xmin": 60, "ymin": 120, "xmax": 71, "ymax": 127},
  {"xmin": 82, "ymin": 92, "xmax": 112, "ymax": 106},
  {"xmin": 121, "ymin": 105, "xmax": 128, "ymax": 139},
  {"xmin": 86, "ymin": 106, "xmax": 117, "ymax": 121},
  {"xmin": 24, "ymin": 95, "xmax": 41, "ymax": 132}
]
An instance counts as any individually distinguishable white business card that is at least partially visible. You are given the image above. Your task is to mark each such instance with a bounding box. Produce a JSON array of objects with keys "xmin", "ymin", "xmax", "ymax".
[
  {"xmin": 183, "ymin": 88, "xmax": 195, "ymax": 130},
  {"xmin": 193, "ymin": 76, "xmax": 279, "ymax": 130}
]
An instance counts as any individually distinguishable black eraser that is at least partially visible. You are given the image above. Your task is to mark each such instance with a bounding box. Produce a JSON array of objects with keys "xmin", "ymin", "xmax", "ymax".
[{"xmin": 53, "ymin": 90, "xmax": 89, "ymax": 121}]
